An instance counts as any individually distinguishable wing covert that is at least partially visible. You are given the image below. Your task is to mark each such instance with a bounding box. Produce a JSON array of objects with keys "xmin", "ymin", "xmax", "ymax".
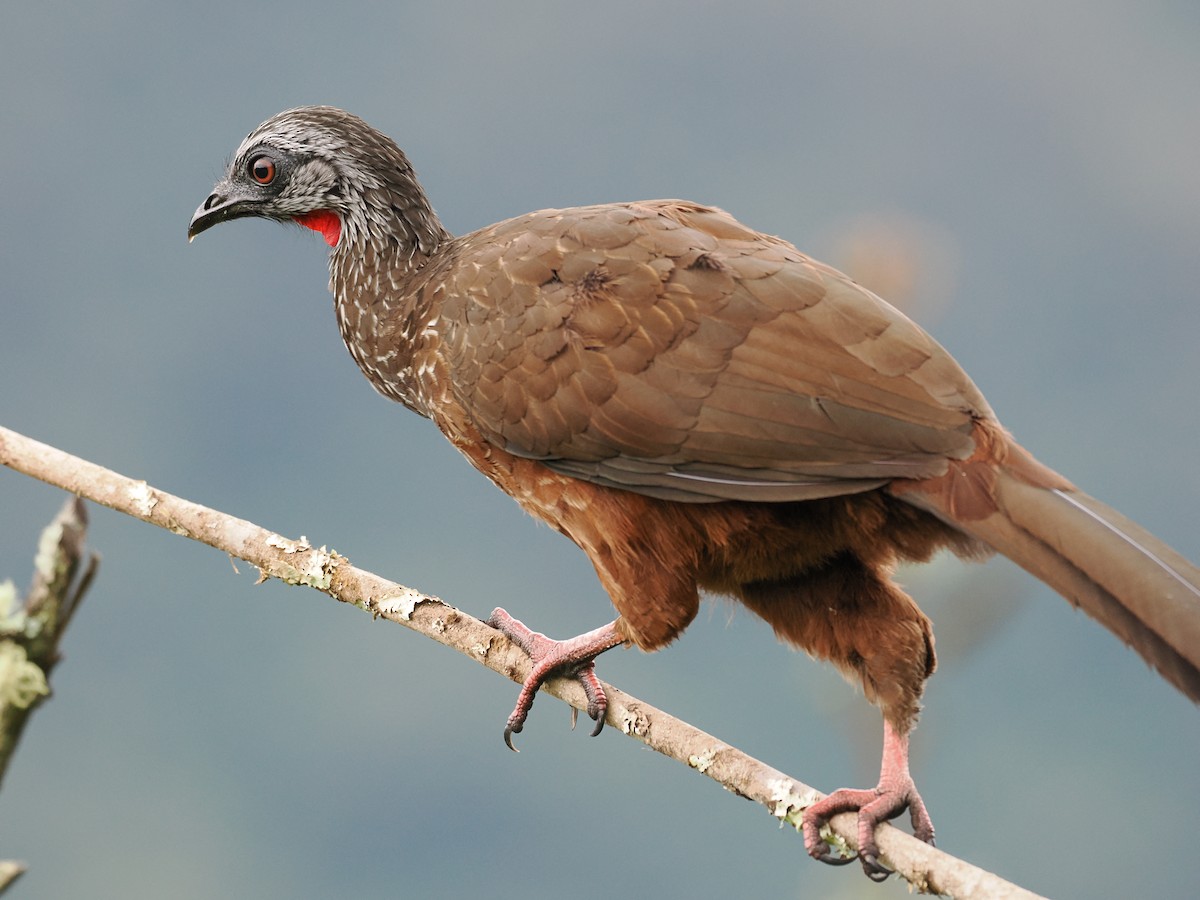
[{"xmin": 437, "ymin": 201, "xmax": 990, "ymax": 502}]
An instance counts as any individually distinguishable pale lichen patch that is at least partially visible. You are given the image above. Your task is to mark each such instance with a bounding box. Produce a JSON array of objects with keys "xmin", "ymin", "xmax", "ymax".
[
  {"xmin": 688, "ymin": 746, "xmax": 719, "ymax": 773},
  {"xmin": 619, "ymin": 704, "xmax": 650, "ymax": 738},
  {"xmin": 262, "ymin": 535, "xmax": 340, "ymax": 592},
  {"xmin": 374, "ymin": 587, "xmax": 429, "ymax": 620},
  {"xmin": 0, "ymin": 580, "xmax": 26, "ymax": 636},
  {"xmin": 766, "ymin": 777, "xmax": 823, "ymax": 830},
  {"xmin": 0, "ymin": 643, "xmax": 49, "ymax": 708},
  {"xmin": 33, "ymin": 522, "xmax": 66, "ymax": 584},
  {"xmin": 266, "ymin": 533, "xmax": 313, "ymax": 554},
  {"xmin": 129, "ymin": 481, "xmax": 158, "ymax": 517}
]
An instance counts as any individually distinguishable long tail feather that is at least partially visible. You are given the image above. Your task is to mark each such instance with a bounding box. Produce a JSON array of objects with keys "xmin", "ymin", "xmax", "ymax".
[{"xmin": 905, "ymin": 465, "xmax": 1200, "ymax": 703}]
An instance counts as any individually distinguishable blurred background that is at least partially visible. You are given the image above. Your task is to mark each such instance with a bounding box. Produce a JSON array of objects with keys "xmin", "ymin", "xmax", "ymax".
[{"xmin": 2, "ymin": 2, "xmax": 1198, "ymax": 897}]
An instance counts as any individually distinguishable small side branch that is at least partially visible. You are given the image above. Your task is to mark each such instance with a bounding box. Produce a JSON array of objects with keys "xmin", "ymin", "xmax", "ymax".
[
  {"xmin": 0, "ymin": 495, "xmax": 100, "ymax": 892},
  {"xmin": 0, "ymin": 424, "xmax": 1042, "ymax": 898}
]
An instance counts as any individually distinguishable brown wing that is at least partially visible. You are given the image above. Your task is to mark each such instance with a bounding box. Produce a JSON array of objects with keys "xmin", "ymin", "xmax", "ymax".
[{"xmin": 435, "ymin": 200, "xmax": 991, "ymax": 502}]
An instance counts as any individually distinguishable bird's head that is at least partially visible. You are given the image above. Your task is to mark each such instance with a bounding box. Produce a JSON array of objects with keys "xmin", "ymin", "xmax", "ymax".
[{"xmin": 188, "ymin": 106, "xmax": 443, "ymax": 253}]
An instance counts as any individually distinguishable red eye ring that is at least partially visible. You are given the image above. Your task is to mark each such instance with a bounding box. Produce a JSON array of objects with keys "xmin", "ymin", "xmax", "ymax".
[{"xmin": 249, "ymin": 156, "xmax": 276, "ymax": 185}]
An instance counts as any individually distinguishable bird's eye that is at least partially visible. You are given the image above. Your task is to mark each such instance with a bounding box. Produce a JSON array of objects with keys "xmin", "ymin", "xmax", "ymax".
[{"xmin": 249, "ymin": 156, "xmax": 276, "ymax": 185}]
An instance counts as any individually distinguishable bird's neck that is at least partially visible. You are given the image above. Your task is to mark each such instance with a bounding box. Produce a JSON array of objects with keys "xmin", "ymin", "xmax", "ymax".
[{"xmin": 328, "ymin": 194, "xmax": 453, "ymax": 415}]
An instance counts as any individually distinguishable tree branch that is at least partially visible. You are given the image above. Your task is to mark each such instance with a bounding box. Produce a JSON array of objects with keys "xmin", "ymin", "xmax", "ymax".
[
  {"xmin": 0, "ymin": 495, "xmax": 99, "ymax": 893},
  {"xmin": 0, "ymin": 424, "xmax": 1043, "ymax": 898}
]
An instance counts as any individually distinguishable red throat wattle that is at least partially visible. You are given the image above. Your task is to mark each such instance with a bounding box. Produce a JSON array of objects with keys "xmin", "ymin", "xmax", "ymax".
[{"xmin": 294, "ymin": 210, "xmax": 341, "ymax": 247}]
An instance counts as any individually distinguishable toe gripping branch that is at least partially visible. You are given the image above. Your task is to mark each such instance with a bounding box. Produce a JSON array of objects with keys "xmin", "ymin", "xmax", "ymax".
[
  {"xmin": 487, "ymin": 609, "xmax": 624, "ymax": 751},
  {"xmin": 803, "ymin": 787, "xmax": 915, "ymax": 881},
  {"xmin": 801, "ymin": 720, "xmax": 935, "ymax": 882}
]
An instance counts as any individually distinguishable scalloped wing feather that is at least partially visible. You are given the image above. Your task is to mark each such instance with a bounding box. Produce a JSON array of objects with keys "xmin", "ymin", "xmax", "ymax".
[{"xmin": 437, "ymin": 201, "xmax": 991, "ymax": 502}]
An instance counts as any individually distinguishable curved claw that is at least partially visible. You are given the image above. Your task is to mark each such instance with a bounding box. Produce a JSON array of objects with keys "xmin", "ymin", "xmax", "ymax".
[
  {"xmin": 503, "ymin": 721, "xmax": 522, "ymax": 752},
  {"xmin": 567, "ymin": 676, "xmax": 607, "ymax": 736},
  {"xmin": 861, "ymin": 853, "xmax": 893, "ymax": 882},
  {"xmin": 811, "ymin": 849, "xmax": 858, "ymax": 867}
]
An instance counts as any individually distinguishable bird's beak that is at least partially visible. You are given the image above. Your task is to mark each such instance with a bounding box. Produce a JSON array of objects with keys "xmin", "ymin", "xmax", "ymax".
[{"xmin": 187, "ymin": 181, "xmax": 261, "ymax": 242}]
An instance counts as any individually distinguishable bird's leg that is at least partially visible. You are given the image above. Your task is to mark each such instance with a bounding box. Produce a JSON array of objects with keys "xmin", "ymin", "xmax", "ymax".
[
  {"xmin": 802, "ymin": 718, "xmax": 933, "ymax": 881},
  {"xmin": 487, "ymin": 609, "xmax": 625, "ymax": 750}
]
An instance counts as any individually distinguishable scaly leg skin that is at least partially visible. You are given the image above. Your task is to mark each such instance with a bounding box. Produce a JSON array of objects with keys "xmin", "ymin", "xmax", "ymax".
[
  {"xmin": 802, "ymin": 719, "xmax": 934, "ymax": 882},
  {"xmin": 487, "ymin": 609, "xmax": 625, "ymax": 750}
]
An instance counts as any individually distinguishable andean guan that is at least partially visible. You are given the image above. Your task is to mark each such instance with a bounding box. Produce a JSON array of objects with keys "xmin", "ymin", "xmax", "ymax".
[{"xmin": 189, "ymin": 106, "xmax": 1200, "ymax": 880}]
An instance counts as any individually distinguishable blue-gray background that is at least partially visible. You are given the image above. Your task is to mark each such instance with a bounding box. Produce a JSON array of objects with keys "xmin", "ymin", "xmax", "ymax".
[{"xmin": 2, "ymin": 3, "xmax": 1198, "ymax": 898}]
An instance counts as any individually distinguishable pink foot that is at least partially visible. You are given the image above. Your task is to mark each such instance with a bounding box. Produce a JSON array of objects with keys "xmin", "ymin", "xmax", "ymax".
[
  {"xmin": 802, "ymin": 721, "xmax": 934, "ymax": 881},
  {"xmin": 487, "ymin": 609, "xmax": 624, "ymax": 750}
]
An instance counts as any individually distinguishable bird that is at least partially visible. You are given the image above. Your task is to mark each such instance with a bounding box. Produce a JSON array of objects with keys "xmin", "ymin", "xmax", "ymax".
[{"xmin": 188, "ymin": 106, "xmax": 1200, "ymax": 880}]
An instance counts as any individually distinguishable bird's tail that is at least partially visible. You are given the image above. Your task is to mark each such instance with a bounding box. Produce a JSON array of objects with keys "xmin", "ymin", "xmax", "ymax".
[{"xmin": 896, "ymin": 427, "xmax": 1200, "ymax": 703}]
